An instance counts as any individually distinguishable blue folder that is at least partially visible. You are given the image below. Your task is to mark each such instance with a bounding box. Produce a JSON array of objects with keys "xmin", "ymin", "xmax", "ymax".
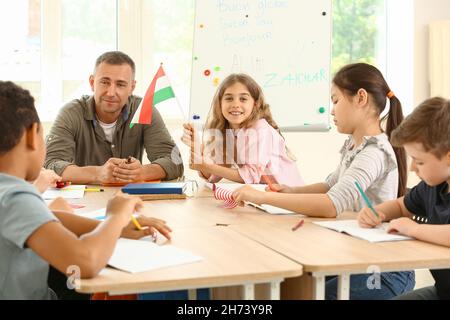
[{"xmin": 122, "ymin": 182, "xmax": 187, "ymax": 195}]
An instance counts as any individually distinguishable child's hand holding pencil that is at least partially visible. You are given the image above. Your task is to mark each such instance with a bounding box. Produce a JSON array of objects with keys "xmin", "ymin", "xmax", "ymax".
[
  {"xmin": 355, "ymin": 181, "xmax": 386, "ymax": 228},
  {"xmin": 122, "ymin": 215, "xmax": 173, "ymax": 241},
  {"xmin": 357, "ymin": 206, "xmax": 386, "ymax": 228},
  {"xmin": 105, "ymin": 191, "xmax": 144, "ymax": 226}
]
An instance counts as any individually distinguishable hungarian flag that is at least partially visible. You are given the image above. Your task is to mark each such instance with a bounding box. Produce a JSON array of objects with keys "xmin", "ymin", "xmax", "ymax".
[{"xmin": 130, "ymin": 64, "xmax": 175, "ymax": 127}]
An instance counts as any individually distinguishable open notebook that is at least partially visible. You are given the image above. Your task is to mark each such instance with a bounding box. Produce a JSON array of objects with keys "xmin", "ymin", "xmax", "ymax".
[
  {"xmin": 313, "ymin": 220, "xmax": 413, "ymax": 243},
  {"xmin": 205, "ymin": 183, "xmax": 296, "ymax": 215},
  {"xmin": 108, "ymin": 238, "xmax": 203, "ymax": 273}
]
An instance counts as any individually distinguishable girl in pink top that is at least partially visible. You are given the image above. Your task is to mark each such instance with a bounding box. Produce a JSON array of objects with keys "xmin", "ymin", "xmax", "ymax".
[{"xmin": 181, "ymin": 73, "xmax": 304, "ymax": 186}]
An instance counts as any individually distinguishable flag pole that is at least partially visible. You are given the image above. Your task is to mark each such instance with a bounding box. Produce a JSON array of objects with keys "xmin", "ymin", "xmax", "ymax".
[{"xmin": 160, "ymin": 62, "xmax": 188, "ymax": 122}]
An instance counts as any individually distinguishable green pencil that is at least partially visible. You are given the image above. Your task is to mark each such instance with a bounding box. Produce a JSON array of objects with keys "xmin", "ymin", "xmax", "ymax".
[{"xmin": 355, "ymin": 181, "xmax": 380, "ymax": 219}]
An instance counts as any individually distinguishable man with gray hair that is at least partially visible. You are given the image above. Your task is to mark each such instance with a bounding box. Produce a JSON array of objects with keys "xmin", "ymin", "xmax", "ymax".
[{"xmin": 45, "ymin": 51, "xmax": 183, "ymax": 184}]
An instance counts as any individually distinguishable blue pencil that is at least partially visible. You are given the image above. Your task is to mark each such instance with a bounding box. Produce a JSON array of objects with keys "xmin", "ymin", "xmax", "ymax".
[{"xmin": 355, "ymin": 181, "xmax": 380, "ymax": 219}]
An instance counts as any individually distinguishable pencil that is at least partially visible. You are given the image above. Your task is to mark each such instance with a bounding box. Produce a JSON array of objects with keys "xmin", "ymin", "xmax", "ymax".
[
  {"xmin": 291, "ymin": 219, "xmax": 304, "ymax": 231},
  {"xmin": 354, "ymin": 181, "xmax": 380, "ymax": 219},
  {"xmin": 130, "ymin": 215, "xmax": 143, "ymax": 230},
  {"xmin": 84, "ymin": 188, "xmax": 104, "ymax": 192},
  {"xmin": 60, "ymin": 187, "xmax": 104, "ymax": 192}
]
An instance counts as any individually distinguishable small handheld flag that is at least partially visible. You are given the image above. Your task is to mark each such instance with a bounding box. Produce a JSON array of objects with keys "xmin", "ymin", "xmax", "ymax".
[
  {"xmin": 130, "ymin": 64, "xmax": 176, "ymax": 128},
  {"xmin": 212, "ymin": 183, "xmax": 238, "ymax": 209}
]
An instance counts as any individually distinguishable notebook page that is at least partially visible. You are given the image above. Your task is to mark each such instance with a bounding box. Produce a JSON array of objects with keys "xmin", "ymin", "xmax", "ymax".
[{"xmin": 313, "ymin": 220, "xmax": 412, "ymax": 243}]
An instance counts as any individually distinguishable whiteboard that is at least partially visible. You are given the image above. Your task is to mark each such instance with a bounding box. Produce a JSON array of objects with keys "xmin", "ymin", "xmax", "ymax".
[{"xmin": 190, "ymin": 0, "xmax": 332, "ymax": 131}]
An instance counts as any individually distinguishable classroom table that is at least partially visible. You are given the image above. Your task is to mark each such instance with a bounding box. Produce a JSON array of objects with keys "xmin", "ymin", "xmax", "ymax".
[
  {"xmin": 184, "ymin": 184, "xmax": 450, "ymax": 299},
  {"xmin": 227, "ymin": 208, "xmax": 450, "ymax": 300},
  {"xmin": 72, "ymin": 184, "xmax": 450, "ymax": 300},
  {"xmin": 73, "ymin": 187, "xmax": 303, "ymax": 299}
]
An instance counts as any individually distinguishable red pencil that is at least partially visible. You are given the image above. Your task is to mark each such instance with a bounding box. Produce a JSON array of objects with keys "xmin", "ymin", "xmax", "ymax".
[{"xmin": 291, "ymin": 219, "xmax": 304, "ymax": 231}]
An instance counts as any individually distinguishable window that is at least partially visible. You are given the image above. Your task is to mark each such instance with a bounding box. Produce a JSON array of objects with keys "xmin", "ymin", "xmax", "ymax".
[
  {"xmin": 0, "ymin": 0, "xmax": 117, "ymax": 121},
  {"xmin": 137, "ymin": 0, "xmax": 195, "ymax": 120},
  {"xmin": 332, "ymin": 0, "xmax": 387, "ymax": 75},
  {"xmin": 61, "ymin": 0, "xmax": 117, "ymax": 103},
  {"xmin": 0, "ymin": 0, "xmax": 41, "ymax": 106}
]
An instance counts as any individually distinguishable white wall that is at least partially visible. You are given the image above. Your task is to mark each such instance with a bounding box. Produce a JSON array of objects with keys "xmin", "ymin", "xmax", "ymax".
[
  {"xmin": 414, "ymin": 0, "xmax": 450, "ymax": 105},
  {"xmin": 386, "ymin": 0, "xmax": 414, "ymax": 114}
]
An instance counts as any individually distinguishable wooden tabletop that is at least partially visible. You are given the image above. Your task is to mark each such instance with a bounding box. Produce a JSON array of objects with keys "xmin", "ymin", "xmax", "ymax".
[
  {"xmin": 229, "ymin": 216, "xmax": 450, "ymax": 274},
  {"xmin": 72, "ymin": 183, "xmax": 450, "ymax": 296},
  {"xmin": 76, "ymin": 226, "xmax": 303, "ymax": 295}
]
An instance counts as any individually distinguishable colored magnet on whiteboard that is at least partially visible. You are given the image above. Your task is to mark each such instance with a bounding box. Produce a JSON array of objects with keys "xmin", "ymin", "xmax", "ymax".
[
  {"xmin": 214, "ymin": 66, "xmax": 221, "ymax": 72},
  {"xmin": 213, "ymin": 78, "xmax": 220, "ymax": 86},
  {"xmin": 204, "ymin": 70, "xmax": 211, "ymax": 76},
  {"xmin": 319, "ymin": 107, "xmax": 326, "ymax": 114},
  {"xmin": 194, "ymin": 56, "xmax": 198, "ymax": 61},
  {"xmin": 199, "ymin": 24, "xmax": 204, "ymax": 28}
]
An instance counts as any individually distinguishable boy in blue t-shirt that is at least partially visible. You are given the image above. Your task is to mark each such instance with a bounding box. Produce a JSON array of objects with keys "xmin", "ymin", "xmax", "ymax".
[
  {"xmin": 0, "ymin": 81, "xmax": 172, "ymax": 299},
  {"xmin": 357, "ymin": 97, "xmax": 450, "ymax": 300}
]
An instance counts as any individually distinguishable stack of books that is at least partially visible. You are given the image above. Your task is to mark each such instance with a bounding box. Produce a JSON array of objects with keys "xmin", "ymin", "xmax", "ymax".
[{"xmin": 122, "ymin": 182, "xmax": 187, "ymax": 200}]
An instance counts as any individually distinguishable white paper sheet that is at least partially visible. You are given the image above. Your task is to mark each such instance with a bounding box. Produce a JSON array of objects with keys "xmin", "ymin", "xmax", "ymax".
[
  {"xmin": 108, "ymin": 238, "xmax": 203, "ymax": 273},
  {"xmin": 42, "ymin": 185, "xmax": 86, "ymax": 200},
  {"xmin": 78, "ymin": 208, "xmax": 106, "ymax": 220}
]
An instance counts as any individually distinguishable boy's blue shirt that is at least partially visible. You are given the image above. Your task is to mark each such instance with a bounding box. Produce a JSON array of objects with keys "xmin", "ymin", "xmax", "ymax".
[
  {"xmin": 404, "ymin": 180, "xmax": 450, "ymax": 299},
  {"xmin": 0, "ymin": 173, "xmax": 58, "ymax": 299}
]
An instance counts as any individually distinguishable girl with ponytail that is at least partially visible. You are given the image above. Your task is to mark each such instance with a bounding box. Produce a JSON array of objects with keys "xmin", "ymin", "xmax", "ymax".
[
  {"xmin": 181, "ymin": 73, "xmax": 303, "ymax": 186},
  {"xmin": 232, "ymin": 63, "xmax": 414, "ymax": 299}
]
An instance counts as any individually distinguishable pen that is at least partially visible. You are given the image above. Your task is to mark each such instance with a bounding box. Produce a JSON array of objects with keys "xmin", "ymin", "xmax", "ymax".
[
  {"xmin": 291, "ymin": 219, "xmax": 304, "ymax": 231},
  {"xmin": 130, "ymin": 215, "xmax": 143, "ymax": 230},
  {"xmin": 354, "ymin": 181, "xmax": 380, "ymax": 219}
]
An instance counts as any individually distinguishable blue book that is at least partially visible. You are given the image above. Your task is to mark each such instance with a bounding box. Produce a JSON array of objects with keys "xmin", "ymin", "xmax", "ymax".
[{"xmin": 122, "ymin": 182, "xmax": 187, "ymax": 195}]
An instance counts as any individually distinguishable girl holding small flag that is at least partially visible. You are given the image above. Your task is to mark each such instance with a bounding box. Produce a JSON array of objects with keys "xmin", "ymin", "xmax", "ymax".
[{"xmin": 181, "ymin": 73, "xmax": 304, "ymax": 187}]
